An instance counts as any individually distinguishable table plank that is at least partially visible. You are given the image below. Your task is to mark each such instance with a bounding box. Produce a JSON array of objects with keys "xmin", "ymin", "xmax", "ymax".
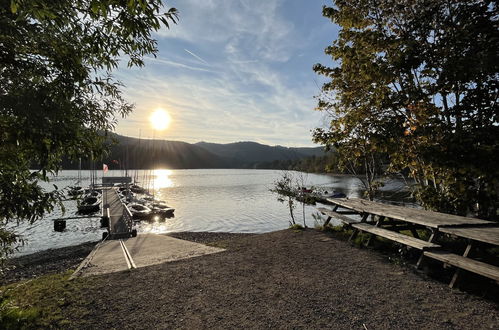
[
  {"xmin": 438, "ymin": 226, "xmax": 499, "ymax": 246},
  {"xmin": 326, "ymin": 198, "xmax": 492, "ymax": 228}
]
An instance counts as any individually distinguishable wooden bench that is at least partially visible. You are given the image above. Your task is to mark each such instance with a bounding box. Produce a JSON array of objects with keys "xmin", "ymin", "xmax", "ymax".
[
  {"xmin": 351, "ymin": 223, "xmax": 441, "ymax": 250},
  {"xmin": 318, "ymin": 207, "xmax": 358, "ymax": 226},
  {"xmin": 424, "ymin": 250, "xmax": 499, "ymax": 283}
]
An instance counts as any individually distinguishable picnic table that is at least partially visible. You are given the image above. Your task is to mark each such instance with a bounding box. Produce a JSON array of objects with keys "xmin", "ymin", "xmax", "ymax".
[{"xmin": 318, "ymin": 198, "xmax": 499, "ymax": 288}]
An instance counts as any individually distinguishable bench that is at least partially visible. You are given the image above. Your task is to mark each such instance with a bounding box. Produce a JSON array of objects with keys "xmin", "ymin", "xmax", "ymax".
[
  {"xmin": 351, "ymin": 223, "xmax": 441, "ymax": 250},
  {"xmin": 318, "ymin": 207, "xmax": 358, "ymax": 226},
  {"xmin": 424, "ymin": 250, "xmax": 499, "ymax": 283}
]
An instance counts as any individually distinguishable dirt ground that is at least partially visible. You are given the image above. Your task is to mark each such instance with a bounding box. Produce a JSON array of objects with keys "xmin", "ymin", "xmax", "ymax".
[{"xmin": 53, "ymin": 229, "xmax": 499, "ymax": 329}]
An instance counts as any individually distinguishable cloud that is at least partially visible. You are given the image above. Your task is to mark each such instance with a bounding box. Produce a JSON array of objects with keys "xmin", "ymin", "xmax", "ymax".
[
  {"xmin": 158, "ymin": 0, "xmax": 300, "ymax": 63},
  {"xmin": 143, "ymin": 56, "xmax": 213, "ymax": 73},
  {"xmin": 114, "ymin": 0, "xmax": 336, "ymax": 146},
  {"xmin": 184, "ymin": 49, "xmax": 209, "ymax": 65}
]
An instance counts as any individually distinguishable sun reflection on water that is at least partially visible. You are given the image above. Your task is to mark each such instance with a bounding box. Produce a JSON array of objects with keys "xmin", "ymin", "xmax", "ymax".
[{"xmin": 153, "ymin": 169, "xmax": 174, "ymax": 189}]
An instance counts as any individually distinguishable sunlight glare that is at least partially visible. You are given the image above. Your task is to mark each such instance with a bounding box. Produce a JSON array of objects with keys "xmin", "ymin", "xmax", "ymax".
[
  {"xmin": 154, "ymin": 169, "xmax": 174, "ymax": 189},
  {"xmin": 150, "ymin": 109, "xmax": 171, "ymax": 131}
]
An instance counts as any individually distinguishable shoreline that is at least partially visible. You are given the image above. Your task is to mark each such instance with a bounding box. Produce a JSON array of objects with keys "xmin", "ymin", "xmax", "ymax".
[{"xmin": 0, "ymin": 232, "xmax": 255, "ymax": 285}]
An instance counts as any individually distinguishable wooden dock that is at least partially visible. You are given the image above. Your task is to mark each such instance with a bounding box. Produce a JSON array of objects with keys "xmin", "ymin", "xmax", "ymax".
[{"xmin": 102, "ymin": 188, "xmax": 135, "ymax": 239}]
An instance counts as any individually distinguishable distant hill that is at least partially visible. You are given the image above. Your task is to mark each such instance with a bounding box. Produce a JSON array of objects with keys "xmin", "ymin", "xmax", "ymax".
[
  {"xmin": 62, "ymin": 133, "xmax": 324, "ymax": 170},
  {"xmin": 195, "ymin": 141, "xmax": 323, "ymax": 165}
]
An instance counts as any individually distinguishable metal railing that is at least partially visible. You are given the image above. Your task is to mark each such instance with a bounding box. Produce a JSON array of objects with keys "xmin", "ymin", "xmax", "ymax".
[{"xmin": 122, "ymin": 203, "xmax": 134, "ymax": 233}]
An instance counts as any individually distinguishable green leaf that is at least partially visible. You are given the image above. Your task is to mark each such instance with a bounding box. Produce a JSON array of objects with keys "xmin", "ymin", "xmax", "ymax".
[{"xmin": 10, "ymin": 0, "xmax": 18, "ymax": 14}]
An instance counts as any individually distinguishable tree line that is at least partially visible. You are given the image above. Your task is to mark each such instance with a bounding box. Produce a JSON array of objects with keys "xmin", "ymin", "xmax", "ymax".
[{"xmin": 313, "ymin": 0, "xmax": 498, "ymax": 219}]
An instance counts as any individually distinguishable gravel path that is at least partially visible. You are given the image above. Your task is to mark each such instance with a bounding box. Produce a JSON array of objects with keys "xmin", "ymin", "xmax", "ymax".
[{"xmin": 59, "ymin": 229, "xmax": 498, "ymax": 329}]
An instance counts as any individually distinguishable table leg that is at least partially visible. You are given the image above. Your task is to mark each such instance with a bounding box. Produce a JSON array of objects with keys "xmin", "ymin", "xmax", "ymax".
[
  {"xmin": 365, "ymin": 216, "xmax": 385, "ymax": 247},
  {"xmin": 322, "ymin": 205, "xmax": 339, "ymax": 227},
  {"xmin": 410, "ymin": 224, "xmax": 420, "ymax": 239},
  {"xmin": 449, "ymin": 241, "xmax": 473, "ymax": 288},
  {"xmin": 416, "ymin": 229, "xmax": 439, "ymax": 269},
  {"xmin": 349, "ymin": 213, "xmax": 369, "ymax": 244}
]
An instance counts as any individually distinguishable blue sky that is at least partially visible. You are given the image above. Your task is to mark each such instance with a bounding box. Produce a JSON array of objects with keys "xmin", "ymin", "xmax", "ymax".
[{"xmin": 115, "ymin": 0, "xmax": 339, "ymax": 147}]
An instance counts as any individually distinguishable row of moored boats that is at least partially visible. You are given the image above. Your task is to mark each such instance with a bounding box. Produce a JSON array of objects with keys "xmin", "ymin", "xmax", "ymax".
[{"xmin": 68, "ymin": 183, "xmax": 175, "ymax": 221}]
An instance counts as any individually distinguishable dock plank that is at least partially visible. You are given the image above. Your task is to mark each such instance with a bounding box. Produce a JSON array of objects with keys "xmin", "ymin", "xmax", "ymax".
[
  {"xmin": 103, "ymin": 188, "xmax": 130, "ymax": 236},
  {"xmin": 351, "ymin": 223, "xmax": 441, "ymax": 250},
  {"xmin": 424, "ymin": 250, "xmax": 499, "ymax": 282}
]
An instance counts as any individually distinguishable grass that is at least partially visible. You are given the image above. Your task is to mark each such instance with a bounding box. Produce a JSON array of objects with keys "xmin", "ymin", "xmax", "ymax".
[
  {"xmin": 0, "ymin": 271, "xmax": 91, "ymax": 329},
  {"xmin": 289, "ymin": 224, "xmax": 306, "ymax": 232},
  {"xmin": 206, "ymin": 240, "xmax": 231, "ymax": 249}
]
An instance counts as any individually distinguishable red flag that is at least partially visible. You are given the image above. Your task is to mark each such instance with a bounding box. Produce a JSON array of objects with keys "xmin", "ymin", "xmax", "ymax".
[{"xmin": 103, "ymin": 164, "xmax": 108, "ymax": 173}]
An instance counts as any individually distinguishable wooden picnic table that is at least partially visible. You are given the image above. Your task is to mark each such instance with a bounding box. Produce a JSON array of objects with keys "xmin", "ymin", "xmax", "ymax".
[
  {"xmin": 325, "ymin": 198, "xmax": 491, "ymax": 228},
  {"xmin": 319, "ymin": 198, "xmax": 499, "ymax": 288}
]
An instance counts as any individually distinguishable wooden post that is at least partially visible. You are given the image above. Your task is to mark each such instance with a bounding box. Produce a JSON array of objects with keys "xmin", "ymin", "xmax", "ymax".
[
  {"xmin": 449, "ymin": 241, "xmax": 473, "ymax": 288},
  {"xmin": 410, "ymin": 224, "xmax": 420, "ymax": 239},
  {"xmin": 416, "ymin": 229, "xmax": 439, "ymax": 269},
  {"xmin": 365, "ymin": 216, "xmax": 385, "ymax": 247},
  {"xmin": 349, "ymin": 213, "xmax": 369, "ymax": 244},
  {"xmin": 322, "ymin": 205, "xmax": 338, "ymax": 227}
]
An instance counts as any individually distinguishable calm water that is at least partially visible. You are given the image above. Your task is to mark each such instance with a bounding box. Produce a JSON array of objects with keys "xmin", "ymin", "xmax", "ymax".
[{"xmin": 10, "ymin": 169, "xmax": 407, "ymax": 255}]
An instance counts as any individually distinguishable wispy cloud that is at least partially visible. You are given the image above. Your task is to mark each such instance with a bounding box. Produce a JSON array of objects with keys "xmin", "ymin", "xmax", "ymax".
[
  {"xmin": 115, "ymin": 0, "xmax": 338, "ymax": 146},
  {"xmin": 184, "ymin": 49, "xmax": 209, "ymax": 65},
  {"xmin": 143, "ymin": 56, "xmax": 213, "ymax": 73}
]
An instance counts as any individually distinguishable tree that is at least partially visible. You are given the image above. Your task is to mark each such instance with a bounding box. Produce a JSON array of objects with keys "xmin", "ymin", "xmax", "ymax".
[
  {"xmin": 271, "ymin": 172, "xmax": 298, "ymax": 226},
  {"xmin": 0, "ymin": 0, "xmax": 178, "ymax": 259},
  {"xmin": 271, "ymin": 171, "xmax": 314, "ymax": 228},
  {"xmin": 314, "ymin": 0, "xmax": 498, "ymax": 219}
]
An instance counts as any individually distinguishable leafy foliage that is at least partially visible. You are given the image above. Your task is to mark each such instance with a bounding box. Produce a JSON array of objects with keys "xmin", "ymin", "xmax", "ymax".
[
  {"xmin": 0, "ymin": 0, "xmax": 178, "ymax": 260},
  {"xmin": 314, "ymin": 0, "xmax": 498, "ymax": 219},
  {"xmin": 270, "ymin": 172, "xmax": 314, "ymax": 227},
  {"xmin": 270, "ymin": 172, "xmax": 297, "ymax": 226}
]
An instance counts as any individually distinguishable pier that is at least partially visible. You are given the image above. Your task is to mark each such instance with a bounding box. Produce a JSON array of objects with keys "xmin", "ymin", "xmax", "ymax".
[
  {"xmin": 72, "ymin": 185, "xmax": 224, "ymax": 278},
  {"xmin": 102, "ymin": 187, "xmax": 136, "ymax": 239}
]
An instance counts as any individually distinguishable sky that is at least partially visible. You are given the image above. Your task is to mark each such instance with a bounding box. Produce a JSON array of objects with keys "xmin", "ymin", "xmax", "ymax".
[{"xmin": 114, "ymin": 0, "xmax": 339, "ymax": 147}]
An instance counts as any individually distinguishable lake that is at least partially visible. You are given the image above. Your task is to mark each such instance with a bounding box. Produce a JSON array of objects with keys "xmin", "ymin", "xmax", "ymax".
[{"xmin": 10, "ymin": 169, "xmax": 409, "ymax": 256}]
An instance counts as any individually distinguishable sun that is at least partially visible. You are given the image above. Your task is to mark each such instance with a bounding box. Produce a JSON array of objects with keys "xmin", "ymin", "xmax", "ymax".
[{"xmin": 150, "ymin": 109, "xmax": 171, "ymax": 131}]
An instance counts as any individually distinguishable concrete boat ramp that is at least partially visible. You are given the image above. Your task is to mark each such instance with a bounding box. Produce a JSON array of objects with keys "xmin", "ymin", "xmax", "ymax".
[
  {"xmin": 71, "ymin": 187, "xmax": 224, "ymax": 278},
  {"xmin": 72, "ymin": 233, "xmax": 225, "ymax": 278}
]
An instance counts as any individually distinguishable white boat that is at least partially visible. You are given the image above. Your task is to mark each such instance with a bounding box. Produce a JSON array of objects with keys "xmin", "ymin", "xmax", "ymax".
[
  {"xmin": 68, "ymin": 186, "xmax": 84, "ymax": 196},
  {"xmin": 149, "ymin": 202, "xmax": 175, "ymax": 218},
  {"xmin": 128, "ymin": 203, "xmax": 152, "ymax": 219},
  {"xmin": 77, "ymin": 196, "xmax": 101, "ymax": 214}
]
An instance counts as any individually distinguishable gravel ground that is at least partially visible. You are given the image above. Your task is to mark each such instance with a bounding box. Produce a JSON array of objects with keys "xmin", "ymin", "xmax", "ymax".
[
  {"xmin": 0, "ymin": 241, "xmax": 97, "ymax": 285},
  {"xmin": 166, "ymin": 232, "xmax": 255, "ymax": 244},
  {"xmin": 57, "ymin": 229, "xmax": 498, "ymax": 329}
]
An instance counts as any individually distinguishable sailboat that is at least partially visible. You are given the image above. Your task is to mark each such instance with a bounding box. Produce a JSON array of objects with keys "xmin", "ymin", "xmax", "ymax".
[{"xmin": 68, "ymin": 158, "xmax": 83, "ymax": 196}]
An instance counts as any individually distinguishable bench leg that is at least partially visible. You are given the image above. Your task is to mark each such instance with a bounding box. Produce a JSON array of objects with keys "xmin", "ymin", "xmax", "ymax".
[
  {"xmin": 322, "ymin": 205, "xmax": 339, "ymax": 227},
  {"xmin": 365, "ymin": 216, "xmax": 385, "ymax": 247},
  {"xmin": 449, "ymin": 241, "xmax": 473, "ymax": 288},
  {"xmin": 410, "ymin": 225, "xmax": 420, "ymax": 239},
  {"xmin": 348, "ymin": 228, "xmax": 359, "ymax": 244},
  {"xmin": 416, "ymin": 230, "xmax": 439, "ymax": 269},
  {"xmin": 349, "ymin": 213, "xmax": 369, "ymax": 245}
]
